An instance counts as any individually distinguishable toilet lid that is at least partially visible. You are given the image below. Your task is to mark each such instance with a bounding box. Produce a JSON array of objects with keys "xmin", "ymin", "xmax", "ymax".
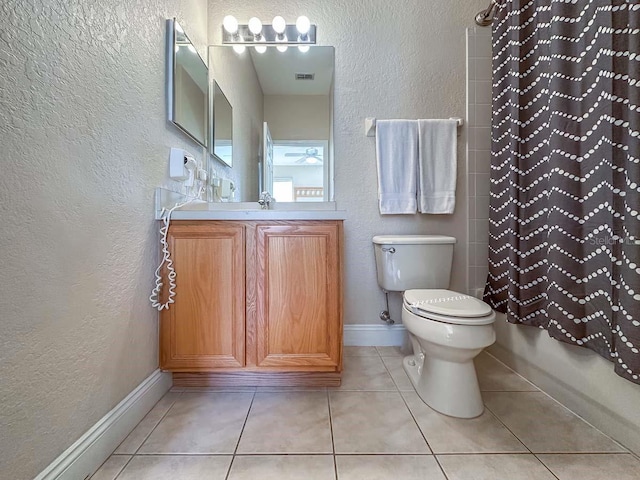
[{"xmin": 404, "ymin": 289, "xmax": 494, "ymax": 321}]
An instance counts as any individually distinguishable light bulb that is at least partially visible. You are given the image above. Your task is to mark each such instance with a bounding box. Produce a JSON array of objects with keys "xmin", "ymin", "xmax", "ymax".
[
  {"xmin": 255, "ymin": 45, "xmax": 267, "ymax": 54},
  {"xmin": 248, "ymin": 17, "xmax": 262, "ymax": 35},
  {"xmin": 296, "ymin": 15, "xmax": 310, "ymax": 35},
  {"xmin": 233, "ymin": 45, "xmax": 246, "ymax": 54},
  {"xmin": 277, "ymin": 45, "xmax": 288, "ymax": 52},
  {"xmin": 223, "ymin": 15, "xmax": 238, "ymax": 34},
  {"xmin": 298, "ymin": 45, "xmax": 310, "ymax": 53},
  {"xmin": 272, "ymin": 16, "xmax": 286, "ymax": 34}
]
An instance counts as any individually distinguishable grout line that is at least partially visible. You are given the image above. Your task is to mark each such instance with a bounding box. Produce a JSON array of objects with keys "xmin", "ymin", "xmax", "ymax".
[
  {"xmin": 485, "ymin": 390, "xmax": 631, "ymax": 455},
  {"xmin": 379, "ymin": 356, "xmax": 403, "ymax": 393},
  {"xmin": 130, "ymin": 391, "xmax": 183, "ymax": 456},
  {"xmin": 224, "ymin": 389, "xmax": 257, "ymax": 480},
  {"xmin": 482, "ymin": 402, "xmax": 561, "ymax": 480},
  {"xmin": 397, "ymin": 388, "xmax": 434, "ymax": 454},
  {"xmin": 482, "ymin": 351, "xmax": 541, "ymax": 390},
  {"xmin": 326, "ymin": 389, "xmax": 338, "ymax": 479},
  {"xmin": 433, "ymin": 455, "xmax": 451, "ymax": 480},
  {"xmin": 91, "ymin": 455, "xmax": 131, "ymax": 480},
  {"xmin": 396, "ymin": 391, "xmax": 450, "ymax": 480}
]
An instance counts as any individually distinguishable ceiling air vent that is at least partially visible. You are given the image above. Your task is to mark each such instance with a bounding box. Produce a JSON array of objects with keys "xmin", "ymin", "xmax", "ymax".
[{"xmin": 295, "ymin": 73, "xmax": 315, "ymax": 81}]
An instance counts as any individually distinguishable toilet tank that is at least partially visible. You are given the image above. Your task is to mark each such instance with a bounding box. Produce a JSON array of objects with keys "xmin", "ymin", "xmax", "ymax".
[{"xmin": 373, "ymin": 235, "xmax": 456, "ymax": 291}]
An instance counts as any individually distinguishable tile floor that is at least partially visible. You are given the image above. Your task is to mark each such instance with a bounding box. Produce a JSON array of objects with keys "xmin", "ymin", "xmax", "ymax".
[{"xmin": 92, "ymin": 347, "xmax": 640, "ymax": 479}]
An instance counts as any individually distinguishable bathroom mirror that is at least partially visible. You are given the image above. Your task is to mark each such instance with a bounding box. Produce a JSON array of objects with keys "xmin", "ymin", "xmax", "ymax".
[
  {"xmin": 211, "ymin": 81, "xmax": 233, "ymax": 167},
  {"xmin": 167, "ymin": 19, "xmax": 208, "ymax": 147},
  {"xmin": 209, "ymin": 46, "xmax": 335, "ymax": 201}
]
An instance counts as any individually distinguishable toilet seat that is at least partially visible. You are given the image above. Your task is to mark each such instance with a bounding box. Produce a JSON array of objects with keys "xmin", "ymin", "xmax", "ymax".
[{"xmin": 403, "ymin": 289, "xmax": 495, "ymax": 325}]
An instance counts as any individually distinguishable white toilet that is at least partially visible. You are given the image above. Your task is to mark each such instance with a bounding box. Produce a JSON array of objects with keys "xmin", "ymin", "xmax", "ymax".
[{"xmin": 373, "ymin": 235, "xmax": 496, "ymax": 418}]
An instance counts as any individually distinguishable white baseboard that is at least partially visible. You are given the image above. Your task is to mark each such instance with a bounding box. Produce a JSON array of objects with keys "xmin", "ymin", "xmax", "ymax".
[
  {"xmin": 344, "ymin": 324, "xmax": 407, "ymax": 346},
  {"xmin": 34, "ymin": 369, "xmax": 172, "ymax": 480}
]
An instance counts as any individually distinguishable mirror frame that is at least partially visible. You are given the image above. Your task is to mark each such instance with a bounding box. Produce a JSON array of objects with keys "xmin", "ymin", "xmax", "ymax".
[
  {"xmin": 210, "ymin": 81, "xmax": 233, "ymax": 167},
  {"xmin": 166, "ymin": 18, "xmax": 209, "ymax": 148}
]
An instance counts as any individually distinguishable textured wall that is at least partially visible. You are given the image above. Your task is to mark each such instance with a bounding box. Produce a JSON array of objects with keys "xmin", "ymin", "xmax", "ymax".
[
  {"xmin": 208, "ymin": 0, "xmax": 488, "ymax": 325},
  {"xmin": 0, "ymin": 1, "xmax": 208, "ymax": 478}
]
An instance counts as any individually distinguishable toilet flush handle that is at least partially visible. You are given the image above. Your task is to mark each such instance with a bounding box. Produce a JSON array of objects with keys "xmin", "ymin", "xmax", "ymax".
[{"xmin": 382, "ymin": 247, "xmax": 396, "ymax": 253}]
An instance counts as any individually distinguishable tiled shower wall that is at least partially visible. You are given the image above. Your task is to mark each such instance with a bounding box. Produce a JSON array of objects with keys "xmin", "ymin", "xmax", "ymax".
[{"xmin": 466, "ymin": 27, "xmax": 492, "ymax": 297}]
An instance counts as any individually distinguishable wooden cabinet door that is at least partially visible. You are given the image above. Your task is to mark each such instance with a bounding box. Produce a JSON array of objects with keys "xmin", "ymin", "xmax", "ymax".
[
  {"xmin": 253, "ymin": 222, "xmax": 342, "ymax": 370},
  {"xmin": 160, "ymin": 222, "xmax": 245, "ymax": 370}
]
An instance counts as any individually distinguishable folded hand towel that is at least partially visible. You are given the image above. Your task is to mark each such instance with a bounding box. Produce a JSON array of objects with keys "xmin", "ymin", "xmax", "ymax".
[
  {"xmin": 375, "ymin": 119, "xmax": 419, "ymax": 214},
  {"xmin": 417, "ymin": 119, "xmax": 457, "ymax": 214}
]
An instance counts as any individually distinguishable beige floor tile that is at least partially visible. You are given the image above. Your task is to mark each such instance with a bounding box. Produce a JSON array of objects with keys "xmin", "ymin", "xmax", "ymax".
[
  {"xmin": 484, "ymin": 392, "xmax": 626, "ymax": 453},
  {"xmin": 376, "ymin": 346, "xmax": 404, "ymax": 357},
  {"xmin": 138, "ymin": 392, "xmax": 253, "ymax": 454},
  {"xmin": 228, "ymin": 455, "xmax": 335, "ymax": 480},
  {"xmin": 116, "ymin": 455, "xmax": 231, "ymax": 480},
  {"xmin": 114, "ymin": 392, "xmax": 181, "ymax": 454},
  {"xmin": 334, "ymin": 356, "xmax": 397, "ymax": 391},
  {"xmin": 438, "ymin": 454, "xmax": 557, "ymax": 480},
  {"xmin": 330, "ymin": 391, "xmax": 430, "ymax": 454},
  {"xmin": 402, "ymin": 391, "xmax": 527, "ymax": 454},
  {"xmin": 90, "ymin": 455, "xmax": 131, "ymax": 480},
  {"xmin": 381, "ymin": 356, "xmax": 414, "ymax": 391},
  {"xmin": 475, "ymin": 353, "xmax": 538, "ymax": 392},
  {"xmin": 344, "ymin": 346, "xmax": 379, "ymax": 356},
  {"xmin": 538, "ymin": 453, "xmax": 640, "ymax": 480},
  {"xmin": 336, "ymin": 455, "xmax": 446, "ymax": 480},
  {"xmin": 237, "ymin": 392, "xmax": 332, "ymax": 453}
]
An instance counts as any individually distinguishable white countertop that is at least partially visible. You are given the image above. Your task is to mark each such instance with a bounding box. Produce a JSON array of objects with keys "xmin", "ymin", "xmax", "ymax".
[
  {"xmin": 167, "ymin": 208, "xmax": 347, "ymax": 221},
  {"xmin": 155, "ymin": 189, "xmax": 346, "ymax": 221}
]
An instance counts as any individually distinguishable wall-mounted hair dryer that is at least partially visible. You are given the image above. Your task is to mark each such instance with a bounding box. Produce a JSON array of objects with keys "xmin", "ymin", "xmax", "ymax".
[{"xmin": 169, "ymin": 147, "xmax": 195, "ymax": 181}]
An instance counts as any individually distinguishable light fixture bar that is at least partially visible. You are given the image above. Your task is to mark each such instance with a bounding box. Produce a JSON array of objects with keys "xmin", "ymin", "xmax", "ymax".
[{"xmin": 222, "ymin": 24, "xmax": 316, "ymax": 45}]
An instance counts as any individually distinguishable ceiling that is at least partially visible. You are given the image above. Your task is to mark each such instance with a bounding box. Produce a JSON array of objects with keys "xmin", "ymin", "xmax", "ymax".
[{"xmin": 249, "ymin": 46, "xmax": 334, "ymax": 96}]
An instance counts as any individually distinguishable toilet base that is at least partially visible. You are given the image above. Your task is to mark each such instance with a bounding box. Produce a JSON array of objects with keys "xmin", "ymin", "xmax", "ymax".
[{"xmin": 403, "ymin": 354, "xmax": 484, "ymax": 419}]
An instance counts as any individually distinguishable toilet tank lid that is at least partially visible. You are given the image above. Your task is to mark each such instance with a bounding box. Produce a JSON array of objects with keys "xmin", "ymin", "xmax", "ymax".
[{"xmin": 372, "ymin": 235, "xmax": 456, "ymax": 245}]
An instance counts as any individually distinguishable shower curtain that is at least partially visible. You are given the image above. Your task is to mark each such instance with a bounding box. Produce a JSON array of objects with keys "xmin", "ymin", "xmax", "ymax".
[{"xmin": 484, "ymin": 0, "xmax": 640, "ymax": 383}]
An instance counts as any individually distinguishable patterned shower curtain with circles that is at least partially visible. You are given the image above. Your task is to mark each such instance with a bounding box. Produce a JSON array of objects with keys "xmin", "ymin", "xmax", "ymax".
[{"xmin": 484, "ymin": 0, "xmax": 640, "ymax": 383}]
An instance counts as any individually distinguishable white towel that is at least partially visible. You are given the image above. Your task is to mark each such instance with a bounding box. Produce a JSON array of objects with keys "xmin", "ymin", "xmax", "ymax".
[
  {"xmin": 375, "ymin": 119, "xmax": 419, "ymax": 214},
  {"xmin": 417, "ymin": 119, "xmax": 457, "ymax": 214}
]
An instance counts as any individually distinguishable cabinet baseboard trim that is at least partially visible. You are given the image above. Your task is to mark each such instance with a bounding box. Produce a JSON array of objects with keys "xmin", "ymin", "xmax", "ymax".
[
  {"xmin": 174, "ymin": 371, "xmax": 341, "ymax": 387},
  {"xmin": 34, "ymin": 369, "xmax": 172, "ymax": 480},
  {"xmin": 343, "ymin": 324, "xmax": 407, "ymax": 346}
]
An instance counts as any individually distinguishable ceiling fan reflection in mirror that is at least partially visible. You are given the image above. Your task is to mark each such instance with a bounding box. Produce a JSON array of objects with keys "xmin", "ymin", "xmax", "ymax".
[{"xmin": 285, "ymin": 147, "xmax": 323, "ymax": 164}]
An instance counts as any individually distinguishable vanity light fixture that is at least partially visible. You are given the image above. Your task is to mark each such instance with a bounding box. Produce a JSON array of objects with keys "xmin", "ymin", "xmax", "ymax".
[
  {"xmin": 222, "ymin": 15, "xmax": 316, "ymax": 51},
  {"xmin": 295, "ymin": 15, "xmax": 311, "ymax": 40},
  {"xmin": 222, "ymin": 15, "xmax": 239, "ymax": 35},
  {"xmin": 248, "ymin": 17, "xmax": 263, "ymax": 37},
  {"xmin": 272, "ymin": 16, "xmax": 286, "ymax": 37}
]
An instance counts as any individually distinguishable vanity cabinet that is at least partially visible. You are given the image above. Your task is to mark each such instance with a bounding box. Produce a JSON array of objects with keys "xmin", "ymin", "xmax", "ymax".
[
  {"xmin": 159, "ymin": 222, "xmax": 245, "ymax": 370},
  {"xmin": 159, "ymin": 220, "xmax": 343, "ymax": 386}
]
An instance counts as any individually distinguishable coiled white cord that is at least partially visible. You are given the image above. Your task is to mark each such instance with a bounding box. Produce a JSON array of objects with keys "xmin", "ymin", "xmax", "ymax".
[{"xmin": 149, "ymin": 189, "xmax": 203, "ymax": 311}]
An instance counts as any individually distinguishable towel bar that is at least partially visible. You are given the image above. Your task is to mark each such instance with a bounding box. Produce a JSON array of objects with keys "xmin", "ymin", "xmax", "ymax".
[{"xmin": 365, "ymin": 117, "xmax": 463, "ymax": 137}]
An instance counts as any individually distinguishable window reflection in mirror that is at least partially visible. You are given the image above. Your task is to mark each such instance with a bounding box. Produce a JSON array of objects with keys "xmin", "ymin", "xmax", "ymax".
[
  {"xmin": 211, "ymin": 81, "xmax": 233, "ymax": 167},
  {"xmin": 168, "ymin": 19, "xmax": 208, "ymax": 147},
  {"xmin": 273, "ymin": 141, "xmax": 327, "ymax": 202},
  {"xmin": 209, "ymin": 45, "xmax": 334, "ymax": 202}
]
